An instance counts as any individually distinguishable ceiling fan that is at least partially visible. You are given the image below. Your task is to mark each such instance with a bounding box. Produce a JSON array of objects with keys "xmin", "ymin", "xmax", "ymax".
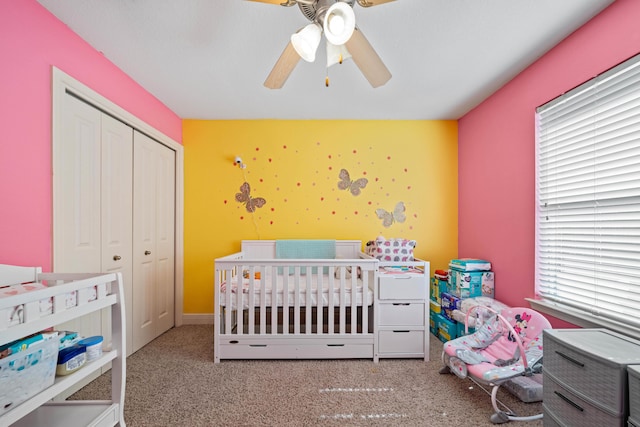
[{"xmin": 247, "ymin": 0, "xmax": 395, "ymax": 89}]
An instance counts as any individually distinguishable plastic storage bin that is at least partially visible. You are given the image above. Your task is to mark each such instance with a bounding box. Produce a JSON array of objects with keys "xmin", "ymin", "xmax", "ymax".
[{"xmin": 0, "ymin": 338, "xmax": 58, "ymax": 414}]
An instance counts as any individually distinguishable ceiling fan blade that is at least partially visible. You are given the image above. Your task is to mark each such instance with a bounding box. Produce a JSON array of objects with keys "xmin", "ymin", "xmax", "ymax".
[
  {"xmin": 356, "ymin": 0, "xmax": 396, "ymax": 7},
  {"xmin": 344, "ymin": 28, "xmax": 391, "ymax": 88},
  {"xmin": 245, "ymin": 0, "xmax": 296, "ymax": 5},
  {"xmin": 264, "ymin": 41, "xmax": 301, "ymax": 89}
]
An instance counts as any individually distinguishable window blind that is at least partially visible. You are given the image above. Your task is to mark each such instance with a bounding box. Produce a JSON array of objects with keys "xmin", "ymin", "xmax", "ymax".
[{"xmin": 536, "ymin": 53, "xmax": 640, "ymax": 328}]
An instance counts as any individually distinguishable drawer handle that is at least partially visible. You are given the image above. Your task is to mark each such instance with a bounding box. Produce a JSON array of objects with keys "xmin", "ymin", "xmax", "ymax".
[
  {"xmin": 327, "ymin": 344, "xmax": 345, "ymax": 347},
  {"xmin": 392, "ymin": 303, "xmax": 411, "ymax": 306},
  {"xmin": 554, "ymin": 391, "xmax": 584, "ymax": 412},
  {"xmin": 392, "ymin": 330, "xmax": 411, "ymax": 333},
  {"xmin": 555, "ymin": 351, "xmax": 585, "ymax": 367}
]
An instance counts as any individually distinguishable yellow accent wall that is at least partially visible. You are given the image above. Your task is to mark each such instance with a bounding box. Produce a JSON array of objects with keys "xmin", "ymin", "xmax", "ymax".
[{"xmin": 183, "ymin": 120, "xmax": 458, "ymax": 313}]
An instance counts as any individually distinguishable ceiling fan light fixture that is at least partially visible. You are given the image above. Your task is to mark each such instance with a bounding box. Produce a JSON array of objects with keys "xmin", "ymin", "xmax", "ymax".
[
  {"xmin": 326, "ymin": 41, "xmax": 351, "ymax": 67},
  {"xmin": 322, "ymin": 2, "xmax": 355, "ymax": 45},
  {"xmin": 290, "ymin": 22, "xmax": 322, "ymax": 62}
]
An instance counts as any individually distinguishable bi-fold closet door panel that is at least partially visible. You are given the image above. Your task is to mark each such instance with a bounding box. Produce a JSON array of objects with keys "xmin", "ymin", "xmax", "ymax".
[
  {"xmin": 132, "ymin": 131, "xmax": 175, "ymax": 352},
  {"xmin": 55, "ymin": 94, "xmax": 133, "ymax": 356}
]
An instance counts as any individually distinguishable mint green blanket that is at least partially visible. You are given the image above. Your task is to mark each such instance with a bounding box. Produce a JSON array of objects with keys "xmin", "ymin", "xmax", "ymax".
[{"xmin": 275, "ymin": 240, "xmax": 336, "ymax": 274}]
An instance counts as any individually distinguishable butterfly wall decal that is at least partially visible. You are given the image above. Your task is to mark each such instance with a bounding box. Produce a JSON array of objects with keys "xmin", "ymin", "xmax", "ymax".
[
  {"xmin": 235, "ymin": 182, "xmax": 266, "ymax": 213},
  {"xmin": 337, "ymin": 168, "xmax": 368, "ymax": 196},
  {"xmin": 376, "ymin": 201, "xmax": 406, "ymax": 228}
]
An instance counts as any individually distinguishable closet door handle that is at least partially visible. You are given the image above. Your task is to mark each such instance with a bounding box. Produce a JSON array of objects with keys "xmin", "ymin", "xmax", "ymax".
[
  {"xmin": 113, "ymin": 255, "xmax": 122, "ymax": 261},
  {"xmin": 144, "ymin": 250, "xmax": 151, "ymax": 255}
]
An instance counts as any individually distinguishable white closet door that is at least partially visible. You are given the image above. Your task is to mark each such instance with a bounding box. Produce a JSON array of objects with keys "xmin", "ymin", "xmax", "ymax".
[
  {"xmin": 54, "ymin": 95, "xmax": 103, "ymax": 343},
  {"xmin": 55, "ymin": 94, "xmax": 134, "ymax": 353},
  {"xmin": 101, "ymin": 114, "xmax": 134, "ymax": 356},
  {"xmin": 55, "ymin": 94, "xmax": 102, "ymax": 274},
  {"xmin": 154, "ymin": 139, "xmax": 176, "ymax": 335},
  {"xmin": 133, "ymin": 131, "xmax": 175, "ymax": 352}
]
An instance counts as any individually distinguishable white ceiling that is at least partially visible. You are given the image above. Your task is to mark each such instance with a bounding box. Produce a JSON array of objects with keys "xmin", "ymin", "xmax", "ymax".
[{"xmin": 37, "ymin": 0, "xmax": 614, "ymax": 120}]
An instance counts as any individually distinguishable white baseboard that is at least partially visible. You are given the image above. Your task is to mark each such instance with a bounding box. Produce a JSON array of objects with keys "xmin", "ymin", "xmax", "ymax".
[{"xmin": 182, "ymin": 313, "xmax": 214, "ymax": 324}]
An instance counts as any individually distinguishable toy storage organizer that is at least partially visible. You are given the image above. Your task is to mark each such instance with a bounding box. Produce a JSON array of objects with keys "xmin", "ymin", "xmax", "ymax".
[{"xmin": 0, "ymin": 265, "xmax": 126, "ymax": 427}]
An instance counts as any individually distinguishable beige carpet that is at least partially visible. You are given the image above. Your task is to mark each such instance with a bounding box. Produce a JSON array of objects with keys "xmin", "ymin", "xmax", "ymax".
[{"xmin": 71, "ymin": 325, "xmax": 543, "ymax": 426}]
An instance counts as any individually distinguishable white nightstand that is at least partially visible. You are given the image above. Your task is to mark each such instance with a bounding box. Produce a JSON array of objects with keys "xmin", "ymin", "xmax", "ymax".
[{"xmin": 375, "ymin": 260, "xmax": 430, "ymax": 361}]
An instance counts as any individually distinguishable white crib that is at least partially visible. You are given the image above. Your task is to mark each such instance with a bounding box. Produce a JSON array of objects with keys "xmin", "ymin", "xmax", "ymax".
[{"xmin": 214, "ymin": 240, "xmax": 379, "ymax": 363}]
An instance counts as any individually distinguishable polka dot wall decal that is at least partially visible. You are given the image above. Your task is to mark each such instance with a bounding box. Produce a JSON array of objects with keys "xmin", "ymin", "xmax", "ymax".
[
  {"xmin": 270, "ymin": 221, "xmax": 273, "ymax": 225},
  {"xmin": 259, "ymin": 178, "xmax": 263, "ymax": 182},
  {"xmin": 328, "ymin": 155, "xmax": 332, "ymax": 159},
  {"xmin": 404, "ymin": 168, "xmax": 408, "ymax": 172},
  {"xmin": 332, "ymin": 211, "xmax": 336, "ymax": 215},
  {"xmin": 354, "ymin": 211, "xmax": 358, "ymax": 215},
  {"xmin": 283, "ymin": 145, "xmax": 287, "ymax": 149},
  {"xmin": 224, "ymin": 200, "xmax": 227, "ymax": 204},
  {"xmin": 255, "ymin": 147, "xmax": 260, "ymax": 151},
  {"xmin": 387, "ymin": 156, "xmax": 391, "ymax": 160},
  {"xmin": 240, "ymin": 216, "xmax": 244, "ymax": 220},
  {"xmin": 297, "ymin": 182, "xmax": 301, "ymax": 186},
  {"xmin": 321, "ymin": 197, "xmax": 324, "ymax": 201},
  {"xmin": 375, "ymin": 177, "xmax": 379, "ymax": 181},
  {"xmin": 353, "ymin": 150, "xmax": 357, "ymax": 154},
  {"xmin": 407, "ymin": 186, "xmax": 412, "ymax": 190},
  {"xmin": 271, "ymin": 207, "xmax": 275, "ymax": 211},
  {"xmin": 268, "ymin": 158, "xmax": 272, "ymax": 162}
]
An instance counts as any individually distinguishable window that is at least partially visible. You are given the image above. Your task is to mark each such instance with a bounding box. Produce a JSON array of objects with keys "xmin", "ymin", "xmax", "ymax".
[{"xmin": 535, "ymin": 53, "xmax": 640, "ymax": 332}]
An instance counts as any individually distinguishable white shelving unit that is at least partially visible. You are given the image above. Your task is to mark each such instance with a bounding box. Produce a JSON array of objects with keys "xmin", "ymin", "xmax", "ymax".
[
  {"xmin": 375, "ymin": 260, "xmax": 430, "ymax": 361},
  {"xmin": 0, "ymin": 265, "xmax": 126, "ymax": 427}
]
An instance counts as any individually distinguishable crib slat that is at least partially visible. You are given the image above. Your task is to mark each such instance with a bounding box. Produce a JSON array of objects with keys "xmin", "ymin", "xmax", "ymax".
[
  {"xmin": 362, "ymin": 268, "xmax": 369, "ymax": 334},
  {"xmin": 339, "ymin": 273, "xmax": 346, "ymax": 334},
  {"xmin": 271, "ymin": 267, "xmax": 278, "ymax": 334},
  {"xmin": 236, "ymin": 265, "xmax": 244, "ymax": 334},
  {"xmin": 328, "ymin": 267, "xmax": 335, "ymax": 334},
  {"xmin": 316, "ymin": 268, "xmax": 322, "ymax": 334},
  {"xmin": 351, "ymin": 271, "xmax": 357, "ymax": 334},
  {"xmin": 282, "ymin": 271, "xmax": 289, "ymax": 334},
  {"xmin": 293, "ymin": 267, "xmax": 301, "ymax": 335},
  {"xmin": 248, "ymin": 266, "xmax": 255, "ymax": 335},
  {"xmin": 224, "ymin": 268, "xmax": 232, "ymax": 334},
  {"xmin": 305, "ymin": 270, "xmax": 312, "ymax": 335}
]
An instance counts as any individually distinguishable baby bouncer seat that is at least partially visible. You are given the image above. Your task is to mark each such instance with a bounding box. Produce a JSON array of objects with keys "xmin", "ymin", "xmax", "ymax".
[{"xmin": 439, "ymin": 306, "xmax": 552, "ymax": 424}]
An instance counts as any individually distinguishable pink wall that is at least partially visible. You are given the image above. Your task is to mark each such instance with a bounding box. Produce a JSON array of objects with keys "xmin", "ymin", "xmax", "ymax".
[
  {"xmin": 458, "ymin": 0, "xmax": 640, "ymax": 326},
  {"xmin": 0, "ymin": 1, "xmax": 182, "ymax": 271}
]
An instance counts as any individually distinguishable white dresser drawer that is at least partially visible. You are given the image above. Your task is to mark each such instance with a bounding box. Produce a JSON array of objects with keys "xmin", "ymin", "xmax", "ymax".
[
  {"xmin": 378, "ymin": 303, "xmax": 424, "ymax": 326},
  {"xmin": 378, "ymin": 330, "xmax": 424, "ymax": 354},
  {"xmin": 378, "ymin": 275, "xmax": 426, "ymax": 300}
]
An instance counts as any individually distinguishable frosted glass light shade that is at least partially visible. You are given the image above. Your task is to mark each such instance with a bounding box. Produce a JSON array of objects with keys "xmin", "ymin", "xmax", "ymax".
[
  {"xmin": 323, "ymin": 2, "xmax": 355, "ymax": 45},
  {"xmin": 291, "ymin": 23, "xmax": 322, "ymax": 62},
  {"xmin": 326, "ymin": 41, "xmax": 352, "ymax": 67}
]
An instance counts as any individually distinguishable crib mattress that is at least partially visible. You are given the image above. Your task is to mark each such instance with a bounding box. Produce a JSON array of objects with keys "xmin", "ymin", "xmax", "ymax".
[{"xmin": 219, "ymin": 274, "xmax": 373, "ymax": 309}]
